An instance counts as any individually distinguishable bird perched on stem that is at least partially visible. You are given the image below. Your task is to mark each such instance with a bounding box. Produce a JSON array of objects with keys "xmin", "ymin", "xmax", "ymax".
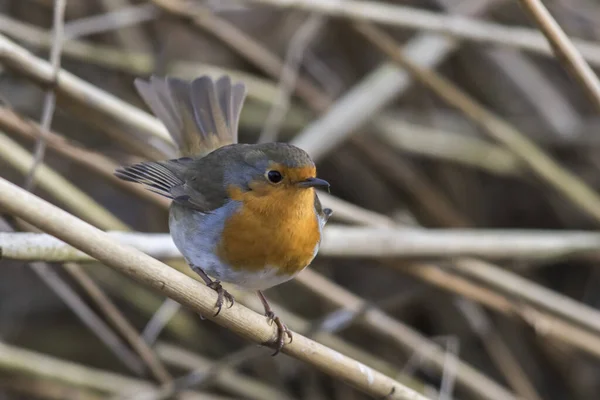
[{"xmin": 115, "ymin": 75, "xmax": 332, "ymax": 354}]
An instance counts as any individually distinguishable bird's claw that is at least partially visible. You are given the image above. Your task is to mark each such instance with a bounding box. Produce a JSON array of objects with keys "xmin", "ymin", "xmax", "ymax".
[
  {"xmin": 207, "ymin": 280, "xmax": 235, "ymax": 316},
  {"xmin": 266, "ymin": 311, "xmax": 293, "ymax": 356}
]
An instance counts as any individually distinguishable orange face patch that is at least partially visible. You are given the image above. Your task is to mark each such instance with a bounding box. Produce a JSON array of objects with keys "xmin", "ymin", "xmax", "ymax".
[
  {"xmin": 269, "ymin": 163, "xmax": 316, "ymax": 184},
  {"xmin": 217, "ymin": 167, "xmax": 321, "ymax": 276}
]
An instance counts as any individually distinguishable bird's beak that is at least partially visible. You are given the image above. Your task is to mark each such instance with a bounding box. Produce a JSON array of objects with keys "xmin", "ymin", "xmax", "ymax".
[{"xmin": 296, "ymin": 177, "xmax": 330, "ymax": 189}]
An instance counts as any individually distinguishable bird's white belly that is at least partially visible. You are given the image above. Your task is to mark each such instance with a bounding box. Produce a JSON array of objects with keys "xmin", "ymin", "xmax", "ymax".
[{"xmin": 210, "ymin": 263, "xmax": 301, "ymax": 291}]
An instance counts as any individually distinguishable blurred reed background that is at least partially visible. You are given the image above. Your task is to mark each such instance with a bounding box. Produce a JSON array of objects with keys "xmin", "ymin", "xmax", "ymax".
[{"xmin": 1, "ymin": 0, "xmax": 600, "ymax": 399}]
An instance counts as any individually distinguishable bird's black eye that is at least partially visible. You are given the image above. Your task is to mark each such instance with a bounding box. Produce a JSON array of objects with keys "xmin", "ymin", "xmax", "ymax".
[{"xmin": 267, "ymin": 170, "xmax": 283, "ymax": 183}]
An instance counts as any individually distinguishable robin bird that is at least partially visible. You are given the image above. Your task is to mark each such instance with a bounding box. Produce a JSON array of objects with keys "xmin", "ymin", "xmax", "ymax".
[{"xmin": 115, "ymin": 75, "xmax": 332, "ymax": 354}]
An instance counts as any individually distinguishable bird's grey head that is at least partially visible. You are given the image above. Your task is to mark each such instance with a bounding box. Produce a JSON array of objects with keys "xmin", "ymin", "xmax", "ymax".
[{"xmin": 223, "ymin": 143, "xmax": 329, "ymax": 193}]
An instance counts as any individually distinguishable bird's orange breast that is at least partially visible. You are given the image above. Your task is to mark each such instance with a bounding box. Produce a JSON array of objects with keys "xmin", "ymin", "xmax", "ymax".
[{"xmin": 216, "ymin": 184, "xmax": 320, "ymax": 276}]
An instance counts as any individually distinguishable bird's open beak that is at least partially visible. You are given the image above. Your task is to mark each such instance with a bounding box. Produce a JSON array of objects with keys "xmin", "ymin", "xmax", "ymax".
[{"xmin": 296, "ymin": 177, "xmax": 330, "ymax": 189}]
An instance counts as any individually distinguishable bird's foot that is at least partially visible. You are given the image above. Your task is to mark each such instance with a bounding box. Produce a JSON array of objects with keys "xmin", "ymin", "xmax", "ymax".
[
  {"xmin": 265, "ymin": 311, "xmax": 293, "ymax": 356},
  {"xmin": 206, "ymin": 280, "xmax": 235, "ymax": 316}
]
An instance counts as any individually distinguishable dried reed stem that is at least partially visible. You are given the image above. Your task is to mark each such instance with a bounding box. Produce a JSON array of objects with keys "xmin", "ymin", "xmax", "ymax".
[
  {"xmin": 5, "ymin": 228, "xmax": 600, "ymax": 261},
  {"xmin": 517, "ymin": 0, "xmax": 600, "ymax": 110}
]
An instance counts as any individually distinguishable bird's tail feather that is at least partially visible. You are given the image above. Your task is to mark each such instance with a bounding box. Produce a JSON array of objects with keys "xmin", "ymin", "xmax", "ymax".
[{"xmin": 135, "ymin": 75, "xmax": 246, "ymax": 157}]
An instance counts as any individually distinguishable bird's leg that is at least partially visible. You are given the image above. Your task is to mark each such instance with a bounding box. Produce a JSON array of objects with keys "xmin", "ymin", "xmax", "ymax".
[
  {"xmin": 257, "ymin": 290, "xmax": 292, "ymax": 356},
  {"xmin": 191, "ymin": 265, "xmax": 235, "ymax": 316}
]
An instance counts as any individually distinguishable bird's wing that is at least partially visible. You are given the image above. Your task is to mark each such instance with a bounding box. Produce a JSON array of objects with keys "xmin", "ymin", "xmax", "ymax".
[
  {"xmin": 114, "ymin": 157, "xmax": 226, "ymax": 213},
  {"xmin": 314, "ymin": 192, "xmax": 333, "ymax": 225}
]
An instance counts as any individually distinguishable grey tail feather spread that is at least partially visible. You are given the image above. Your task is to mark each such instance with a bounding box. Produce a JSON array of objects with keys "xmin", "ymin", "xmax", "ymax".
[{"xmin": 134, "ymin": 75, "xmax": 247, "ymax": 157}]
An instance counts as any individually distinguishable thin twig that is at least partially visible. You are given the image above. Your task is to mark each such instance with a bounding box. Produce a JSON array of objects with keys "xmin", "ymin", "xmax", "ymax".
[
  {"xmin": 137, "ymin": 346, "xmax": 267, "ymax": 400},
  {"xmin": 452, "ymin": 258, "xmax": 600, "ymax": 339},
  {"xmin": 438, "ymin": 336, "xmax": 459, "ymax": 400},
  {"xmin": 373, "ymin": 114, "xmax": 522, "ymax": 176},
  {"xmin": 517, "ymin": 0, "xmax": 600, "ymax": 110},
  {"xmin": 157, "ymin": 343, "xmax": 297, "ymax": 400},
  {"xmin": 352, "ymin": 136, "xmax": 471, "ymax": 228},
  {"xmin": 93, "ymin": 0, "xmax": 155, "ymax": 71},
  {"xmin": 0, "ymin": 342, "xmax": 231, "ymax": 400},
  {"xmin": 456, "ymin": 299, "xmax": 543, "ymax": 400},
  {"xmin": 86, "ymin": 266, "xmax": 211, "ymax": 349},
  {"xmin": 63, "ymin": 262, "xmax": 173, "ymax": 384},
  {"xmin": 24, "ymin": 0, "xmax": 66, "ymax": 191},
  {"xmin": 303, "ymin": 48, "xmax": 344, "ymax": 97},
  {"xmin": 0, "ymin": 132, "xmax": 131, "ymax": 230},
  {"xmin": 303, "ymin": 288, "xmax": 423, "ymax": 339},
  {"xmin": 142, "ymin": 298, "xmax": 182, "ymax": 345},
  {"xmin": 294, "ymin": 269, "xmax": 517, "ymax": 400},
  {"xmin": 479, "ymin": 48, "xmax": 581, "ymax": 139},
  {"xmin": 0, "ymin": 234, "xmax": 148, "ymax": 377},
  {"xmin": 259, "ymin": 14, "xmax": 325, "ymax": 143},
  {"xmin": 63, "ymin": 3, "xmax": 158, "ymax": 39},
  {"xmin": 7, "ymin": 228, "xmax": 600, "ymax": 261},
  {"xmin": 0, "ymin": 375, "xmax": 104, "ymax": 400},
  {"xmin": 0, "ymin": 106, "xmax": 170, "ymax": 209},
  {"xmin": 403, "ymin": 263, "xmax": 600, "ymax": 359}
]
